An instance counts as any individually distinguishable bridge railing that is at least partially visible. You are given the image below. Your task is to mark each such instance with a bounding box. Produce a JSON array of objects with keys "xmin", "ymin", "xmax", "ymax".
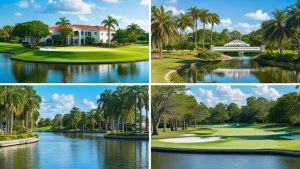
[{"xmin": 211, "ymin": 45, "xmax": 265, "ymax": 52}]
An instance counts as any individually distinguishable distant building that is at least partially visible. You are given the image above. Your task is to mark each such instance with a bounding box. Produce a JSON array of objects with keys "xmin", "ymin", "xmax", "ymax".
[
  {"xmin": 40, "ymin": 25, "xmax": 115, "ymax": 46},
  {"xmin": 224, "ymin": 40, "xmax": 250, "ymax": 47}
]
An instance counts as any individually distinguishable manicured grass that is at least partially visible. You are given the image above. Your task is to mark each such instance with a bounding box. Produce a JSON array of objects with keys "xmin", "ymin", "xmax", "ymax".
[
  {"xmin": 0, "ymin": 42, "xmax": 149, "ymax": 63},
  {"xmin": 152, "ymin": 50, "xmax": 202, "ymax": 82},
  {"xmin": 35, "ymin": 126, "xmax": 54, "ymax": 131},
  {"xmin": 152, "ymin": 124, "xmax": 300, "ymax": 151},
  {"xmin": 0, "ymin": 132, "xmax": 36, "ymax": 141}
]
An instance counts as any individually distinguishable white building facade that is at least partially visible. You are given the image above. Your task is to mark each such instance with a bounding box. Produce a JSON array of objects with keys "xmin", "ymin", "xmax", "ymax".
[{"xmin": 41, "ymin": 25, "xmax": 115, "ymax": 46}]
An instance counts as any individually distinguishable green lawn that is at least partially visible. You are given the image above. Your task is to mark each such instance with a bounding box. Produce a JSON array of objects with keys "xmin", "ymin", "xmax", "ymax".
[
  {"xmin": 0, "ymin": 42, "xmax": 149, "ymax": 63},
  {"xmin": 152, "ymin": 50, "xmax": 202, "ymax": 82},
  {"xmin": 152, "ymin": 124, "xmax": 300, "ymax": 151}
]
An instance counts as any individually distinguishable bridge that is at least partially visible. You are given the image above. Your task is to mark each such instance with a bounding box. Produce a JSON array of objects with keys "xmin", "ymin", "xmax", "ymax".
[{"xmin": 210, "ymin": 40, "xmax": 265, "ymax": 53}]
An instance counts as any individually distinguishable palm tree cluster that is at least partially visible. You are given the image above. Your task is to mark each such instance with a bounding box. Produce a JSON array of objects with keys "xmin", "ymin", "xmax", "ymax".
[
  {"xmin": 151, "ymin": 5, "xmax": 220, "ymax": 57},
  {"xmin": 0, "ymin": 86, "xmax": 41, "ymax": 135},
  {"xmin": 102, "ymin": 15, "xmax": 119, "ymax": 47},
  {"xmin": 97, "ymin": 86, "xmax": 149, "ymax": 133},
  {"xmin": 260, "ymin": 0, "xmax": 300, "ymax": 55}
]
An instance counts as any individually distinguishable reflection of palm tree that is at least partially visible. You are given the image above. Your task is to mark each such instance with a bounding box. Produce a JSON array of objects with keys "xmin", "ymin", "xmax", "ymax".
[{"xmin": 12, "ymin": 62, "xmax": 48, "ymax": 83}]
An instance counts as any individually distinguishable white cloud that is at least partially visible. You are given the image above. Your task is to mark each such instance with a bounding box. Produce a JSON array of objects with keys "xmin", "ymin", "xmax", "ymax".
[
  {"xmin": 164, "ymin": 5, "xmax": 185, "ymax": 15},
  {"xmin": 47, "ymin": 0, "xmax": 93, "ymax": 14},
  {"xmin": 140, "ymin": 0, "xmax": 149, "ymax": 5},
  {"xmin": 245, "ymin": 10, "xmax": 270, "ymax": 21},
  {"xmin": 17, "ymin": 0, "xmax": 29, "ymax": 8},
  {"xmin": 252, "ymin": 86, "xmax": 282, "ymax": 100},
  {"xmin": 220, "ymin": 18, "xmax": 232, "ymax": 27},
  {"xmin": 235, "ymin": 22, "xmax": 260, "ymax": 34},
  {"xmin": 216, "ymin": 85, "xmax": 249, "ymax": 106},
  {"xmin": 169, "ymin": 0, "xmax": 177, "ymax": 4},
  {"xmin": 103, "ymin": 0, "xmax": 122, "ymax": 4},
  {"xmin": 83, "ymin": 99, "xmax": 97, "ymax": 109},
  {"xmin": 78, "ymin": 15, "xmax": 89, "ymax": 22},
  {"xmin": 198, "ymin": 88, "xmax": 219, "ymax": 107},
  {"xmin": 105, "ymin": 14, "xmax": 149, "ymax": 31},
  {"xmin": 96, "ymin": 95, "xmax": 100, "ymax": 99},
  {"xmin": 14, "ymin": 12, "xmax": 23, "ymax": 16}
]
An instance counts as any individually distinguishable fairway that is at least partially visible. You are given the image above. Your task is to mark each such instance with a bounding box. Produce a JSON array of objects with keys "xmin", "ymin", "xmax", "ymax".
[
  {"xmin": 152, "ymin": 124, "xmax": 300, "ymax": 151},
  {"xmin": 0, "ymin": 43, "xmax": 149, "ymax": 63}
]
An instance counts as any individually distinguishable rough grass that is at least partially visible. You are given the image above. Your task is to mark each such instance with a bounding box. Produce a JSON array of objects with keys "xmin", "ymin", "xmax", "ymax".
[
  {"xmin": 152, "ymin": 124, "xmax": 300, "ymax": 151},
  {"xmin": 0, "ymin": 42, "xmax": 149, "ymax": 63}
]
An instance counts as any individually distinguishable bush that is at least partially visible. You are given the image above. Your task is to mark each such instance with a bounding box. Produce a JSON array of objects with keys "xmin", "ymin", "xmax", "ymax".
[
  {"xmin": 169, "ymin": 72, "xmax": 184, "ymax": 83},
  {"xmin": 197, "ymin": 49, "xmax": 222, "ymax": 59},
  {"xmin": 85, "ymin": 37, "xmax": 95, "ymax": 45},
  {"xmin": 259, "ymin": 52, "xmax": 297, "ymax": 62}
]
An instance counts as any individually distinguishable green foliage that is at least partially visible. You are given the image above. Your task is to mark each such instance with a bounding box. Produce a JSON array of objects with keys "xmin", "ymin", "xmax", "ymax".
[
  {"xmin": 85, "ymin": 37, "xmax": 95, "ymax": 45},
  {"xmin": 197, "ymin": 49, "xmax": 222, "ymax": 59},
  {"xmin": 259, "ymin": 52, "xmax": 297, "ymax": 62},
  {"xmin": 169, "ymin": 72, "xmax": 185, "ymax": 83}
]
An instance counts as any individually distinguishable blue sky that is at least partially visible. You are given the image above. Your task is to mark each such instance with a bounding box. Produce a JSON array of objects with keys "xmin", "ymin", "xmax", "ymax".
[
  {"xmin": 0, "ymin": 0, "xmax": 149, "ymax": 31},
  {"xmin": 152, "ymin": 0, "xmax": 296, "ymax": 34},
  {"xmin": 186, "ymin": 85, "xmax": 298, "ymax": 107},
  {"xmin": 34, "ymin": 85, "xmax": 147, "ymax": 119}
]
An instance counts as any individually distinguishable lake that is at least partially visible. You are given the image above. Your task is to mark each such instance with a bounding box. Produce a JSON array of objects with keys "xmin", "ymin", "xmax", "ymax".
[
  {"xmin": 152, "ymin": 152, "xmax": 300, "ymax": 169},
  {"xmin": 0, "ymin": 132, "xmax": 149, "ymax": 169},
  {"xmin": 178, "ymin": 57, "xmax": 300, "ymax": 83},
  {"xmin": 0, "ymin": 53, "xmax": 149, "ymax": 83}
]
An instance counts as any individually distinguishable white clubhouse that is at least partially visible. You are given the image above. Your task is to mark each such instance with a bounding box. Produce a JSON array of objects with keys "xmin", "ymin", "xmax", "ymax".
[{"xmin": 41, "ymin": 24, "xmax": 115, "ymax": 46}]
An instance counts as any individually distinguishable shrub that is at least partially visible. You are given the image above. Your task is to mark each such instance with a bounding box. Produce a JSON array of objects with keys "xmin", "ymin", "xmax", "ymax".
[
  {"xmin": 85, "ymin": 37, "xmax": 95, "ymax": 45},
  {"xmin": 259, "ymin": 52, "xmax": 297, "ymax": 62},
  {"xmin": 169, "ymin": 72, "xmax": 184, "ymax": 83},
  {"xmin": 197, "ymin": 50, "xmax": 222, "ymax": 59}
]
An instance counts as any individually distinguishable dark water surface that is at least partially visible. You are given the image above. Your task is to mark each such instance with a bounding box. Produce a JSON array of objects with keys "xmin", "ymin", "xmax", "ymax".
[
  {"xmin": 179, "ymin": 57, "xmax": 300, "ymax": 83},
  {"xmin": 0, "ymin": 53, "xmax": 149, "ymax": 83},
  {"xmin": 152, "ymin": 152, "xmax": 300, "ymax": 169},
  {"xmin": 0, "ymin": 132, "xmax": 149, "ymax": 169}
]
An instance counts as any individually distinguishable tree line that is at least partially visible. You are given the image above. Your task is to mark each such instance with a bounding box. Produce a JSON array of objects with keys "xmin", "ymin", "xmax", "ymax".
[
  {"xmin": 151, "ymin": 0, "xmax": 300, "ymax": 57},
  {"xmin": 38, "ymin": 86, "xmax": 149, "ymax": 133},
  {"xmin": 151, "ymin": 86, "xmax": 300, "ymax": 135}
]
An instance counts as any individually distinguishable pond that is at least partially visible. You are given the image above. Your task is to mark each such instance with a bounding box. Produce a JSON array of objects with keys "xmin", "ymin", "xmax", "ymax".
[
  {"xmin": 178, "ymin": 56, "xmax": 300, "ymax": 83},
  {"xmin": 152, "ymin": 152, "xmax": 300, "ymax": 169},
  {"xmin": 0, "ymin": 53, "xmax": 149, "ymax": 83},
  {"xmin": 0, "ymin": 132, "xmax": 149, "ymax": 169}
]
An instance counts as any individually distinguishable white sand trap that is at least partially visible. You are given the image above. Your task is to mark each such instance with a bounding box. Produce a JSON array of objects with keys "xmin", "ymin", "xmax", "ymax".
[
  {"xmin": 270, "ymin": 131, "xmax": 288, "ymax": 135},
  {"xmin": 160, "ymin": 137, "xmax": 223, "ymax": 143},
  {"xmin": 281, "ymin": 135, "xmax": 300, "ymax": 140},
  {"xmin": 181, "ymin": 134, "xmax": 196, "ymax": 137},
  {"xmin": 40, "ymin": 47, "xmax": 57, "ymax": 51}
]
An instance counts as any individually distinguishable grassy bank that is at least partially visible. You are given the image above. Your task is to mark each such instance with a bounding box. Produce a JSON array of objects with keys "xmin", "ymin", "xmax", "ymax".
[
  {"xmin": 0, "ymin": 42, "xmax": 149, "ymax": 63},
  {"xmin": 0, "ymin": 132, "xmax": 36, "ymax": 141},
  {"xmin": 152, "ymin": 124, "xmax": 300, "ymax": 151}
]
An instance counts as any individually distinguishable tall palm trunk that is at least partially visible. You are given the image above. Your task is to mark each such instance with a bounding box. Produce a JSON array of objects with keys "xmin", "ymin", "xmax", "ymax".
[
  {"xmin": 194, "ymin": 20, "xmax": 198, "ymax": 45},
  {"xmin": 180, "ymin": 30, "xmax": 183, "ymax": 55},
  {"xmin": 278, "ymin": 38, "xmax": 283, "ymax": 55},
  {"xmin": 134, "ymin": 98, "xmax": 137, "ymax": 132},
  {"xmin": 108, "ymin": 26, "xmax": 111, "ymax": 47},
  {"xmin": 25, "ymin": 111, "xmax": 29, "ymax": 132},
  {"xmin": 210, "ymin": 24, "xmax": 214, "ymax": 45},
  {"xmin": 145, "ymin": 110, "xmax": 148, "ymax": 132},
  {"xmin": 122, "ymin": 113, "xmax": 125, "ymax": 132},
  {"xmin": 139, "ymin": 108, "xmax": 142, "ymax": 133},
  {"xmin": 203, "ymin": 24, "xmax": 206, "ymax": 48},
  {"xmin": 159, "ymin": 42, "xmax": 163, "ymax": 58}
]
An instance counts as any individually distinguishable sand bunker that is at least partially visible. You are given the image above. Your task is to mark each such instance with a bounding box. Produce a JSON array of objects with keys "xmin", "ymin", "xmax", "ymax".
[
  {"xmin": 160, "ymin": 137, "xmax": 223, "ymax": 143},
  {"xmin": 270, "ymin": 131, "xmax": 288, "ymax": 135},
  {"xmin": 40, "ymin": 47, "xmax": 57, "ymax": 51},
  {"xmin": 281, "ymin": 135, "xmax": 300, "ymax": 140},
  {"xmin": 181, "ymin": 134, "xmax": 196, "ymax": 137}
]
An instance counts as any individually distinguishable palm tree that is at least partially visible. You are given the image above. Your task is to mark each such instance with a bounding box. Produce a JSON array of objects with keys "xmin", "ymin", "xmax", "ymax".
[
  {"xmin": 188, "ymin": 7, "xmax": 199, "ymax": 45},
  {"xmin": 97, "ymin": 90, "xmax": 113, "ymax": 132},
  {"xmin": 56, "ymin": 17, "xmax": 72, "ymax": 45},
  {"xmin": 0, "ymin": 86, "xmax": 25, "ymax": 135},
  {"xmin": 23, "ymin": 86, "xmax": 41, "ymax": 132},
  {"xmin": 261, "ymin": 9, "xmax": 289, "ymax": 55},
  {"xmin": 127, "ymin": 24, "xmax": 143, "ymax": 43},
  {"xmin": 102, "ymin": 16, "xmax": 119, "ymax": 47},
  {"xmin": 199, "ymin": 9, "xmax": 210, "ymax": 48},
  {"xmin": 208, "ymin": 13, "xmax": 220, "ymax": 45},
  {"xmin": 152, "ymin": 5, "xmax": 178, "ymax": 58},
  {"xmin": 55, "ymin": 17, "xmax": 71, "ymax": 29},
  {"xmin": 286, "ymin": 0, "xmax": 300, "ymax": 55},
  {"xmin": 176, "ymin": 13, "xmax": 194, "ymax": 55},
  {"xmin": 141, "ymin": 86, "xmax": 149, "ymax": 132}
]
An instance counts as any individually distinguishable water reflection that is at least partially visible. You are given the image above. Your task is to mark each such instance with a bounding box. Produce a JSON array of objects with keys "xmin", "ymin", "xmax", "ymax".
[
  {"xmin": 0, "ymin": 132, "xmax": 148, "ymax": 169},
  {"xmin": 152, "ymin": 152, "xmax": 300, "ymax": 169},
  {"xmin": 180, "ymin": 57, "xmax": 300, "ymax": 83},
  {"xmin": 0, "ymin": 53, "xmax": 149, "ymax": 83}
]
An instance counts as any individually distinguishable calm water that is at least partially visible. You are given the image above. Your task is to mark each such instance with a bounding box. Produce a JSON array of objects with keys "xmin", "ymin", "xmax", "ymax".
[
  {"xmin": 179, "ymin": 57, "xmax": 300, "ymax": 83},
  {"xmin": 152, "ymin": 152, "xmax": 300, "ymax": 169},
  {"xmin": 0, "ymin": 132, "xmax": 149, "ymax": 169},
  {"xmin": 0, "ymin": 53, "xmax": 149, "ymax": 83}
]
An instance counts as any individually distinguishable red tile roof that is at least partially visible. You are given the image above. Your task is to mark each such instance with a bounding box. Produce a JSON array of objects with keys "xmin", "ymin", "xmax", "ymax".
[{"xmin": 48, "ymin": 25, "xmax": 111, "ymax": 31}]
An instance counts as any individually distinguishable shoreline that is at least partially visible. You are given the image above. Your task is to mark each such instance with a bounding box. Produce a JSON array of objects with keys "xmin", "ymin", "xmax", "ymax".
[
  {"xmin": 0, "ymin": 137, "xmax": 39, "ymax": 148},
  {"xmin": 152, "ymin": 147, "xmax": 300, "ymax": 158},
  {"xmin": 35, "ymin": 130, "xmax": 106, "ymax": 133},
  {"xmin": 255, "ymin": 57, "xmax": 300, "ymax": 71},
  {"xmin": 104, "ymin": 135, "xmax": 149, "ymax": 140}
]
